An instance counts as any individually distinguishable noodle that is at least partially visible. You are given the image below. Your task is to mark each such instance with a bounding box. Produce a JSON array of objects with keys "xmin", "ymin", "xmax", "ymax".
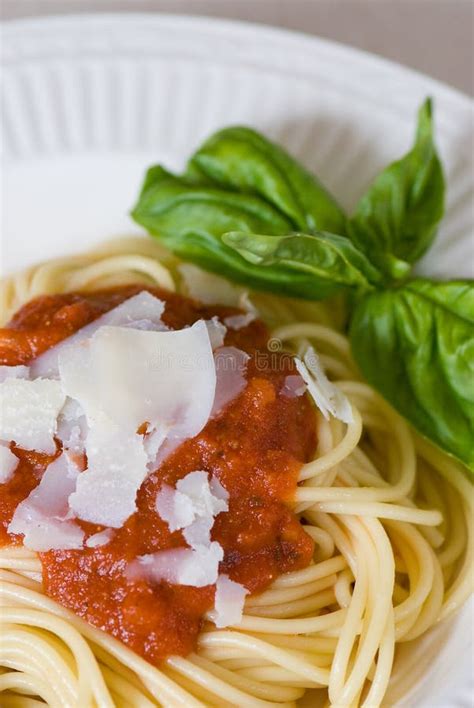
[{"xmin": 0, "ymin": 238, "xmax": 472, "ymax": 707}]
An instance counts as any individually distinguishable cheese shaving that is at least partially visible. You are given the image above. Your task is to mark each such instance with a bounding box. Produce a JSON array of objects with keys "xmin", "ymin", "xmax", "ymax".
[
  {"xmin": 294, "ymin": 346, "xmax": 353, "ymax": 423},
  {"xmin": 86, "ymin": 529, "xmax": 114, "ymax": 548},
  {"xmin": 183, "ymin": 516, "xmax": 214, "ymax": 548},
  {"xmin": 0, "ymin": 443, "xmax": 19, "ymax": 483},
  {"xmin": 31, "ymin": 291, "xmax": 167, "ymax": 379},
  {"xmin": 223, "ymin": 312, "xmax": 256, "ymax": 330},
  {"xmin": 132, "ymin": 543, "xmax": 224, "ymax": 587},
  {"xmin": 212, "ymin": 347, "xmax": 250, "ymax": 417},
  {"xmin": 0, "ymin": 378, "xmax": 65, "ymax": 453},
  {"xmin": 179, "ymin": 264, "xmax": 257, "ymax": 317},
  {"xmin": 68, "ymin": 422, "xmax": 148, "ymax": 527},
  {"xmin": 179, "ymin": 264, "xmax": 243, "ymax": 306},
  {"xmin": 281, "ymin": 374, "xmax": 307, "ymax": 399},
  {"xmin": 56, "ymin": 398, "xmax": 87, "ymax": 455},
  {"xmin": 156, "ymin": 471, "xmax": 228, "ymax": 538},
  {"xmin": 205, "ymin": 317, "xmax": 227, "ymax": 349},
  {"xmin": 59, "ymin": 320, "xmax": 217, "ymax": 525},
  {"xmin": 208, "ymin": 574, "xmax": 249, "ymax": 628},
  {"xmin": 8, "ymin": 453, "xmax": 84, "ymax": 551},
  {"xmin": 60, "ymin": 320, "xmax": 216, "ymax": 440},
  {"xmin": 0, "ymin": 365, "xmax": 30, "ymax": 382},
  {"xmin": 150, "ymin": 471, "xmax": 229, "ymax": 586}
]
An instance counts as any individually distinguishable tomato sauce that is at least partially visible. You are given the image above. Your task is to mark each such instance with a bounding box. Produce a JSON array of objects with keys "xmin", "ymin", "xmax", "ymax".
[{"xmin": 0, "ymin": 286, "xmax": 317, "ymax": 663}]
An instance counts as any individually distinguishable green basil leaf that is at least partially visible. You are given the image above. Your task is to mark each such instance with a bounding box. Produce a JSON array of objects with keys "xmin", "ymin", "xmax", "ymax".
[
  {"xmin": 188, "ymin": 126, "xmax": 346, "ymax": 234},
  {"xmin": 132, "ymin": 165, "xmax": 293, "ymax": 235},
  {"xmin": 350, "ymin": 280, "xmax": 474, "ymax": 470},
  {"xmin": 347, "ymin": 99, "xmax": 445, "ymax": 279},
  {"xmin": 131, "ymin": 166, "xmax": 346, "ymax": 298},
  {"xmin": 224, "ymin": 231, "xmax": 381, "ymax": 297}
]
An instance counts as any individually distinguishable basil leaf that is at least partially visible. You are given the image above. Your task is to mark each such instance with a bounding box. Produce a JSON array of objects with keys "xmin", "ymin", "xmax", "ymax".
[
  {"xmin": 188, "ymin": 126, "xmax": 346, "ymax": 235},
  {"xmin": 132, "ymin": 167, "xmax": 347, "ymax": 298},
  {"xmin": 350, "ymin": 280, "xmax": 474, "ymax": 470},
  {"xmin": 224, "ymin": 231, "xmax": 381, "ymax": 297},
  {"xmin": 132, "ymin": 165, "xmax": 293, "ymax": 235},
  {"xmin": 347, "ymin": 99, "xmax": 445, "ymax": 279}
]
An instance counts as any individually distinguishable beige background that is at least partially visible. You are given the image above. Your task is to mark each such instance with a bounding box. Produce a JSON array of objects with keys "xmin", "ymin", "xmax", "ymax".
[{"xmin": 1, "ymin": 0, "xmax": 473, "ymax": 97}]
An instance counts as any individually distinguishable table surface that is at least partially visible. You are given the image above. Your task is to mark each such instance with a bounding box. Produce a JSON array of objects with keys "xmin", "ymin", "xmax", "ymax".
[{"xmin": 1, "ymin": 0, "xmax": 473, "ymax": 98}]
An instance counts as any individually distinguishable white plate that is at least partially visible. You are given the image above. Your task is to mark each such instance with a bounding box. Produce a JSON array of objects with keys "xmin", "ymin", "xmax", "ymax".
[{"xmin": 1, "ymin": 13, "xmax": 473, "ymax": 706}]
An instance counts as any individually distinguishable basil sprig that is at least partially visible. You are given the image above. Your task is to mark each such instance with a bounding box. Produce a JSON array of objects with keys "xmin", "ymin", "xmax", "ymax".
[
  {"xmin": 132, "ymin": 139, "xmax": 368, "ymax": 298},
  {"xmin": 132, "ymin": 99, "xmax": 474, "ymax": 472},
  {"xmin": 132, "ymin": 167, "xmax": 351, "ymax": 297},
  {"xmin": 347, "ymin": 99, "xmax": 445, "ymax": 280}
]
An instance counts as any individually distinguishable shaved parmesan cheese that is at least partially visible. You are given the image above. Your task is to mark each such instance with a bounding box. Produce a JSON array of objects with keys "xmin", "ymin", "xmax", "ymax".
[
  {"xmin": 58, "ymin": 342, "xmax": 96, "ymax": 419},
  {"xmin": 179, "ymin": 264, "xmax": 242, "ymax": 306},
  {"xmin": 179, "ymin": 264, "xmax": 257, "ymax": 314},
  {"xmin": 205, "ymin": 317, "xmax": 227, "ymax": 349},
  {"xmin": 86, "ymin": 529, "xmax": 114, "ymax": 548},
  {"xmin": 10, "ymin": 517, "xmax": 84, "ymax": 552},
  {"xmin": 60, "ymin": 320, "xmax": 216, "ymax": 518},
  {"xmin": 223, "ymin": 312, "xmax": 256, "ymax": 330},
  {"xmin": 20, "ymin": 453, "xmax": 79, "ymax": 518},
  {"xmin": 143, "ymin": 425, "xmax": 168, "ymax": 471},
  {"xmin": 239, "ymin": 291, "xmax": 257, "ymax": 314},
  {"xmin": 0, "ymin": 378, "xmax": 65, "ymax": 453},
  {"xmin": 208, "ymin": 574, "xmax": 248, "ymax": 628},
  {"xmin": 281, "ymin": 374, "xmax": 306, "ymax": 399},
  {"xmin": 0, "ymin": 365, "xmax": 30, "ymax": 382},
  {"xmin": 59, "ymin": 397, "xmax": 84, "ymax": 422},
  {"xmin": 183, "ymin": 516, "xmax": 214, "ymax": 547},
  {"xmin": 156, "ymin": 471, "xmax": 229, "ymax": 555},
  {"xmin": 209, "ymin": 476, "xmax": 230, "ymax": 503},
  {"xmin": 61, "ymin": 320, "xmax": 216, "ymax": 441},
  {"xmin": 156, "ymin": 471, "xmax": 228, "ymax": 537},
  {"xmin": 11, "ymin": 303, "xmax": 219, "ymax": 531},
  {"xmin": 8, "ymin": 453, "xmax": 84, "ymax": 551},
  {"xmin": 141, "ymin": 471, "xmax": 230, "ymax": 588},
  {"xmin": 31, "ymin": 292, "xmax": 166, "ymax": 379},
  {"xmin": 57, "ymin": 398, "xmax": 87, "ymax": 454},
  {"xmin": 146, "ymin": 435, "xmax": 185, "ymax": 473},
  {"xmin": 0, "ymin": 443, "xmax": 18, "ymax": 483},
  {"xmin": 68, "ymin": 423, "xmax": 148, "ymax": 527},
  {"xmin": 156, "ymin": 484, "xmax": 196, "ymax": 532},
  {"xmin": 133, "ymin": 542, "xmax": 224, "ymax": 587},
  {"xmin": 122, "ymin": 318, "xmax": 168, "ymax": 332},
  {"xmin": 212, "ymin": 347, "xmax": 250, "ymax": 417},
  {"xmin": 177, "ymin": 471, "xmax": 229, "ymax": 518},
  {"xmin": 295, "ymin": 347, "xmax": 353, "ymax": 424}
]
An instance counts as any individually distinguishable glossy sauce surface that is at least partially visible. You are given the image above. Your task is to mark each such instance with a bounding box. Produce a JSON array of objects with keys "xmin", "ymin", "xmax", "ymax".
[{"xmin": 0, "ymin": 286, "xmax": 317, "ymax": 662}]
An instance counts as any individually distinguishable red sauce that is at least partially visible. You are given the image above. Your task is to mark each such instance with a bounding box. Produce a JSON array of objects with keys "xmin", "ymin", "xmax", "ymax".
[{"xmin": 0, "ymin": 286, "xmax": 317, "ymax": 662}]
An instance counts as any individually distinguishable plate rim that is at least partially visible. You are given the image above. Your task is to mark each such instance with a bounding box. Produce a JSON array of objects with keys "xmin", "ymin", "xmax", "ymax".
[{"xmin": 2, "ymin": 11, "xmax": 473, "ymax": 110}]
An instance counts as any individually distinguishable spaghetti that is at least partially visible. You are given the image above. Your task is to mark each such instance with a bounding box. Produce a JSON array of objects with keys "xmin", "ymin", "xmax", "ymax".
[{"xmin": 0, "ymin": 238, "xmax": 472, "ymax": 707}]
